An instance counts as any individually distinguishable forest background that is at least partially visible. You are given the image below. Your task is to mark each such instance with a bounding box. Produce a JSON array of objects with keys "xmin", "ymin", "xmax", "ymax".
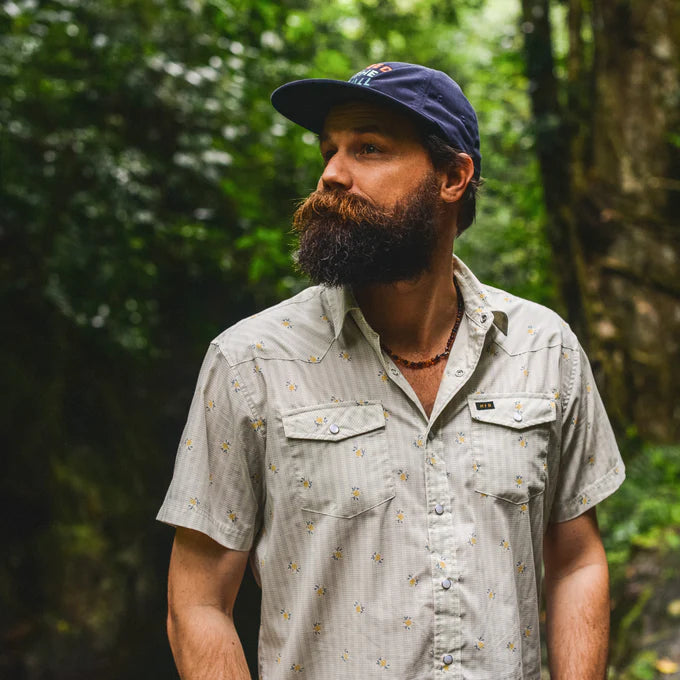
[{"xmin": 1, "ymin": 0, "xmax": 679, "ymax": 678}]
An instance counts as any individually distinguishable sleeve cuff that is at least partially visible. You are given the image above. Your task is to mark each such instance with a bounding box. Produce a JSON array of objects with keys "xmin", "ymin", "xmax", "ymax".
[
  {"xmin": 156, "ymin": 500, "xmax": 254, "ymax": 551},
  {"xmin": 550, "ymin": 461, "xmax": 626, "ymax": 523}
]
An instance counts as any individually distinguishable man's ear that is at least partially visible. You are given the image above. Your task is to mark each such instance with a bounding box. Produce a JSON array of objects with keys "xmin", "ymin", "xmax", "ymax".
[{"xmin": 439, "ymin": 153, "xmax": 474, "ymax": 203}]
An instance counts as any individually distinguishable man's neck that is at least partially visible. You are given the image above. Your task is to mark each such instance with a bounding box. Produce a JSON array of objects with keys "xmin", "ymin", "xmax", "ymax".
[{"xmin": 353, "ymin": 244, "xmax": 460, "ymax": 360}]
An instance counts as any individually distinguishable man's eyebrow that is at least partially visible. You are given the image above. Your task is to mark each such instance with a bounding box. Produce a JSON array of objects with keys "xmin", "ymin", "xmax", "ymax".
[{"xmin": 318, "ymin": 125, "xmax": 389, "ymax": 144}]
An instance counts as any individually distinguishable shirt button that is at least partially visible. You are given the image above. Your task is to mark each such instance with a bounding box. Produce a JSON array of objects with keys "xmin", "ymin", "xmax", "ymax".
[
  {"xmin": 481, "ymin": 314, "xmax": 487, "ymax": 323},
  {"xmin": 329, "ymin": 423, "xmax": 340, "ymax": 434},
  {"xmin": 434, "ymin": 504, "xmax": 444, "ymax": 515},
  {"xmin": 441, "ymin": 578, "xmax": 452, "ymax": 589},
  {"xmin": 513, "ymin": 413, "xmax": 523, "ymax": 422},
  {"xmin": 427, "ymin": 430, "xmax": 435, "ymax": 441},
  {"xmin": 443, "ymin": 654, "xmax": 453, "ymax": 665},
  {"xmin": 454, "ymin": 368, "xmax": 464, "ymax": 377}
]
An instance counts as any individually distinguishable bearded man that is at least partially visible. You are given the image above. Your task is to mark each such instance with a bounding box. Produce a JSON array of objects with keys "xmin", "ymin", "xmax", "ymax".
[{"xmin": 158, "ymin": 62, "xmax": 625, "ymax": 680}]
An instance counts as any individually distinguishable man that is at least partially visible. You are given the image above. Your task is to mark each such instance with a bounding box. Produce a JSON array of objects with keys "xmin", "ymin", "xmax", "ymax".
[{"xmin": 158, "ymin": 62, "xmax": 625, "ymax": 679}]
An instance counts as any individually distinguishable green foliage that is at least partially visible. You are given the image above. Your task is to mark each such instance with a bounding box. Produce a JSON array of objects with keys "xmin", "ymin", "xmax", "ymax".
[{"xmin": 600, "ymin": 445, "xmax": 680, "ymax": 567}]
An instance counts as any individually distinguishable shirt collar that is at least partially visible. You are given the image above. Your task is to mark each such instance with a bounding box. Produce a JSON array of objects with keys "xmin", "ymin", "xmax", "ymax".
[{"xmin": 321, "ymin": 255, "xmax": 509, "ymax": 339}]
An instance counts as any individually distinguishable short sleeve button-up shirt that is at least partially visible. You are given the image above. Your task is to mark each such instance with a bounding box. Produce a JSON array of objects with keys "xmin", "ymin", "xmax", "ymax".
[{"xmin": 157, "ymin": 256, "xmax": 625, "ymax": 680}]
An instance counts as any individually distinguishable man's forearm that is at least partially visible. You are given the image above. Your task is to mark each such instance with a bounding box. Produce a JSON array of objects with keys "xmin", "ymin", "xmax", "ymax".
[
  {"xmin": 168, "ymin": 604, "xmax": 251, "ymax": 680},
  {"xmin": 545, "ymin": 561, "xmax": 610, "ymax": 680}
]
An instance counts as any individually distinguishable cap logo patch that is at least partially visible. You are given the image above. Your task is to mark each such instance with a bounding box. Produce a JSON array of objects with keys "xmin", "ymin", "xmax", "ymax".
[{"xmin": 349, "ymin": 63, "xmax": 393, "ymax": 87}]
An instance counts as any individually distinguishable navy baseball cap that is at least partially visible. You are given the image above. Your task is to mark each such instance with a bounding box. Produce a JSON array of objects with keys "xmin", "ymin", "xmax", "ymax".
[{"xmin": 271, "ymin": 61, "xmax": 481, "ymax": 180}]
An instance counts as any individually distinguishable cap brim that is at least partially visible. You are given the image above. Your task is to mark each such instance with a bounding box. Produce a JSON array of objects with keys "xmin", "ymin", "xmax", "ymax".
[{"xmin": 271, "ymin": 79, "xmax": 442, "ymax": 138}]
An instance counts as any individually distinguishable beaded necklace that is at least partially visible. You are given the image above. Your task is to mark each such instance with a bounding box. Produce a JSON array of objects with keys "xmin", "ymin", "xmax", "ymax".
[{"xmin": 382, "ymin": 277, "xmax": 464, "ymax": 370}]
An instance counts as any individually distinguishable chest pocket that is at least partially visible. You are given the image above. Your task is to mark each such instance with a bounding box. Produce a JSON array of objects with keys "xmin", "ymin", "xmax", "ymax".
[
  {"xmin": 468, "ymin": 394, "xmax": 556, "ymax": 504},
  {"xmin": 281, "ymin": 401, "xmax": 394, "ymax": 518}
]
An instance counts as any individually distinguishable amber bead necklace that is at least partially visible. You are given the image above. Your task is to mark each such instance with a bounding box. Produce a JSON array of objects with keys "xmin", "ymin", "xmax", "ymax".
[{"xmin": 382, "ymin": 277, "xmax": 464, "ymax": 370}]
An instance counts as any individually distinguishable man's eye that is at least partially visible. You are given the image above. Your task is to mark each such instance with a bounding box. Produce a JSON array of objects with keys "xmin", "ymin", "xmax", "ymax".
[{"xmin": 361, "ymin": 144, "xmax": 379, "ymax": 155}]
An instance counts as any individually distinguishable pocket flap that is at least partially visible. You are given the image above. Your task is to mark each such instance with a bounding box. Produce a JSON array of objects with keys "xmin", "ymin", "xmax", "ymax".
[
  {"xmin": 282, "ymin": 401, "xmax": 385, "ymax": 442},
  {"xmin": 468, "ymin": 394, "xmax": 556, "ymax": 430}
]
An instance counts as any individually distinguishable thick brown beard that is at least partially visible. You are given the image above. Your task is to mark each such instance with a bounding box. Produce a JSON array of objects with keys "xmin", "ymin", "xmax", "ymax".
[{"xmin": 292, "ymin": 173, "xmax": 442, "ymax": 287}]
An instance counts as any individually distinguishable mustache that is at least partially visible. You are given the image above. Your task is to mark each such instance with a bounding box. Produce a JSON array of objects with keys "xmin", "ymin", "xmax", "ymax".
[{"xmin": 292, "ymin": 189, "xmax": 391, "ymax": 231}]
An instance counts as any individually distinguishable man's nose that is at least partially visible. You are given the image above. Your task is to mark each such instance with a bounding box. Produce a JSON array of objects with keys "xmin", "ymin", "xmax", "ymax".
[{"xmin": 318, "ymin": 152, "xmax": 352, "ymax": 191}]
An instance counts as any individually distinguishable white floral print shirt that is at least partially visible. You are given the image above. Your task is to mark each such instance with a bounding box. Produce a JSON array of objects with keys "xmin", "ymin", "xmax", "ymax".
[{"xmin": 158, "ymin": 256, "xmax": 624, "ymax": 680}]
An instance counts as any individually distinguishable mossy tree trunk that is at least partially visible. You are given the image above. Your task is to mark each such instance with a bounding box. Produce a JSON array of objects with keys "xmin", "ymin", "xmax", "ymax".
[{"xmin": 522, "ymin": 0, "xmax": 680, "ymax": 442}]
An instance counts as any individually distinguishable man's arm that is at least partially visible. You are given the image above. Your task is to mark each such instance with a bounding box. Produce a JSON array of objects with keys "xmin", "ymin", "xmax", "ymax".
[
  {"xmin": 543, "ymin": 508, "xmax": 610, "ymax": 680},
  {"xmin": 167, "ymin": 527, "xmax": 252, "ymax": 680}
]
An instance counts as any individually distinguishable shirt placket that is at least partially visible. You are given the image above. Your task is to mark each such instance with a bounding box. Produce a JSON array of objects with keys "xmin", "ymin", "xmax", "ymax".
[
  {"xmin": 426, "ymin": 312, "xmax": 493, "ymax": 678},
  {"xmin": 423, "ymin": 424, "xmax": 462, "ymax": 678}
]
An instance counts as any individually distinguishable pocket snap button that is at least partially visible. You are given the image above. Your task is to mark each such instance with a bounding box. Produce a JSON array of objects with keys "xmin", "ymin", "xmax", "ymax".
[
  {"xmin": 329, "ymin": 423, "xmax": 340, "ymax": 434},
  {"xmin": 513, "ymin": 412, "xmax": 523, "ymax": 422}
]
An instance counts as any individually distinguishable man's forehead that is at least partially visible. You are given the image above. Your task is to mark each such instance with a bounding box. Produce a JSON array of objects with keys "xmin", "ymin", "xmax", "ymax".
[{"xmin": 319, "ymin": 100, "xmax": 420, "ymax": 142}]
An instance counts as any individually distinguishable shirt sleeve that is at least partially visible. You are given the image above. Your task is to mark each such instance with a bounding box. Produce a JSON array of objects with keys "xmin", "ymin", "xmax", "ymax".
[
  {"xmin": 156, "ymin": 342, "xmax": 265, "ymax": 550},
  {"xmin": 549, "ymin": 342, "xmax": 626, "ymax": 523}
]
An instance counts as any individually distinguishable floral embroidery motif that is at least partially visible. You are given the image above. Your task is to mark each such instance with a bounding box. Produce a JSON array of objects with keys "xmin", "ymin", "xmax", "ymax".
[
  {"xmin": 487, "ymin": 589, "xmax": 495, "ymax": 600},
  {"xmin": 456, "ymin": 432, "xmax": 466, "ymax": 444},
  {"xmin": 206, "ymin": 399, "xmax": 215, "ymax": 411},
  {"xmin": 280, "ymin": 609, "xmax": 291, "ymax": 621},
  {"xmin": 396, "ymin": 509, "xmax": 405, "ymax": 523},
  {"xmin": 402, "ymin": 615, "xmax": 413, "ymax": 630},
  {"xmin": 341, "ymin": 650, "xmax": 350, "ymax": 662},
  {"xmin": 339, "ymin": 350, "xmax": 351, "ymax": 361},
  {"xmin": 305, "ymin": 521, "xmax": 315, "ymax": 534},
  {"xmin": 353, "ymin": 601, "xmax": 365, "ymax": 614},
  {"xmin": 351, "ymin": 486, "xmax": 361, "ymax": 501},
  {"xmin": 331, "ymin": 546, "xmax": 343, "ymax": 561},
  {"xmin": 407, "ymin": 574, "xmax": 419, "ymax": 587},
  {"xmin": 468, "ymin": 533, "xmax": 478, "ymax": 547},
  {"xmin": 397, "ymin": 469, "xmax": 409, "ymax": 482},
  {"xmin": 516, "ymin": 561, "xmax": 526, "ymax": 574},
  {"xmin": 515, "ymin": 475, "xmax": 524, "ymax": 488},
  {"xmin": 371, "ymin": 551, "xmax": 384, "ymax": 564},
  {"xmin": 376, "ymin": 657, "xmax": 390, "ymax": 669},
  {"xmin": 226, "ymin": 510, "xmax": 237, "ymax": 523},
  {"xmin": 500, "ymin": 538, "xmax": 511, "ymax": 550},
  {"xmin": 286, "ymin": 380, "xmax": 297, "ymax": 392},
  {"xmin": 352, "ymin": 445, "xmax": 365, "ymax": 458},
  {"xmin": 378, "ymin": 370, "xmax": 388, "ymax": 383},
  {"xmin": 313, "ymin": 622, "xmax": 322, "ymax": 635},
  {"xmin": 281, "ymin": 318, "xmax": 293, "ymax": 329},
  {"xmin": 314, "ymin": 584, "xmax": 327, "ymax": 596},
  {"xmin": 300, "ymin": 477, "xmax": 313, "ymax": 489},
  {"xmin": 290, "ymin": 663, "xmax": 303, "ymax": 672},
  {"xmin": 288, "ymin": 561, "xmax": 300, "ymax": 574},
  {"xmin": 221, "ymin": 440, "xmax": 231, "ymax": 453},
  {"xmin": 188, "ymin": 497, "xmax": 199, "ymax": 510},
  {"xmin": 231, "ymin": 379, "xmax": 241, "ymax": 392},
  {"xmin": 250, "ymin": 417, "xmax": 265, "ymax": 432},
  {"xmin": 475, "ymin": 638, "xmax": 485, "ymax": 651},
  {"xmin": 185, "ymin": 438, "xmax": 193, "ymax": 450}
]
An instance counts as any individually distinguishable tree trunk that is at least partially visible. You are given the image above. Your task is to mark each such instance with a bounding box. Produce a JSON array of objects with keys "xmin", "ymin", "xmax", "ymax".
[{"xmin": 522, "ymin": 0, "xmax": 680, "ymax": 443}]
